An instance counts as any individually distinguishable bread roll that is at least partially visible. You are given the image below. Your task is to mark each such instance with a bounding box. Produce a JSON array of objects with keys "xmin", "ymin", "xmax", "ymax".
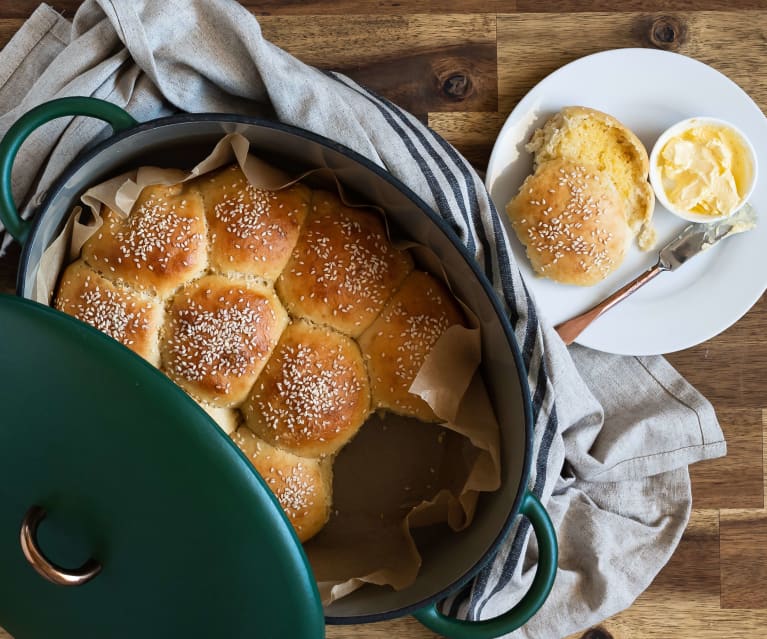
[
  {"xmin": 55, "ymin": 160, "xmax": 471, "ymax": 545},
  {"xmin": 232, "ymin": 427, "xmax": 332, "ymax": 543},
  {"xmin": 243, "ymin": 319, "xmax": 371, "ymax": 458},
  {"xmin": 54, "ymin": 260, "xmax": 163, "ymax": 366},
  {"xmin": 506, "ymin": 158, "xmax": 630, "ymax": 286},
  {"xmin": 161, "ymin": 274, "xmax": 288, "ymax": 407},
  {"xmin": 276, "ymin": 190, "xmax": 413, "ymax": 337},
  {"xmin": 199, "ymin": 165, "xmax": 311, "ymax": 280},
  {"xmin": 359, "ymin": 271, "xmax": 464, "ymax": 422},
  {"xmin": 526, "ymin": 106, "xmax": 655, "ymax": 249},
  {"xmin": 81, "ymin": 182, "xmax": 208, "ymax": 297}
]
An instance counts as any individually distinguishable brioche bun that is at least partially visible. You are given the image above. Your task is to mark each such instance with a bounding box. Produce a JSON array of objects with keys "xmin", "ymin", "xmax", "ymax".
[
  {"xmin": 232, "ymin": 427, "xmax": 332, "ymax": 542},
  {"xmin": 243, "ymin": 319, "xmax": 371, "ymax": 458},
  {"xmin": 359, "ymin": 271, "xmax": 465, "ymax": 421},
  {"xmin": 506, "ymin": 158, "xmax": 631, "ymax": 286},
  {"xmin": 525, "ymin": 106, "xmax": 655, "ymax": 249}
]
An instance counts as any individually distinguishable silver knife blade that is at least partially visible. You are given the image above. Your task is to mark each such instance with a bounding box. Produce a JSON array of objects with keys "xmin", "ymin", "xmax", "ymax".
[{"xmin": 659, "ymin": 203, "xmax": 758, "ymax": 270}]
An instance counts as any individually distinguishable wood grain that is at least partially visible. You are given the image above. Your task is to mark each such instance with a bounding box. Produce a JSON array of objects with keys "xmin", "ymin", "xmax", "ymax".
[
  {"xmin": 517, "ymin": 1, "xmax": 767, "ymax": 11},
  {"xmin": 0, "ymin": 18, "xmax": 24, "ymax": 44},
  {"xmin": 21, "ymin": 0, "xmax": 767, "ymax": 19},
  {"xmin": 1, "ymin": 3, "xmax": 766, "ymax": 639},
  {"xmin": 7, "ymin": 1, "xmax": 517, "ymax": 18},
  {"xmin": 666, "ymin": 335, "xmax": 767, "ymax": 410},
  {"xmin": 259, "ymin": 15, "xmax": 497, "ymax": 115},
  {"xmin": 720, "ymin": 509, "xmax": 767, "ymax": 609},
  {"xmin": 497, "ymin": 11, "xmax": 767, "ymax": 113},
  {"xmin": 690, "ymin": 409, "xmax": 764, "ymax": 509},
  {"xmin": 327, "ymin": 617, "xmax": 441, "ymax": 638}
]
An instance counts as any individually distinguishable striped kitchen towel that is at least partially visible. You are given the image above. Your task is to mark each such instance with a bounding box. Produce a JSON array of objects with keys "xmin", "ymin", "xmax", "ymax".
[{"xmin": 0, "ymin": 2, "xmax": 726, "ymax": 637}]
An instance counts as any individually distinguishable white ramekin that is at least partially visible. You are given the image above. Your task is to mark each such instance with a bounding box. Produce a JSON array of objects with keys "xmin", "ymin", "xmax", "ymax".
[{"xmin": 649, "ymin": 116, "xmax": 758, "ymax": 223}]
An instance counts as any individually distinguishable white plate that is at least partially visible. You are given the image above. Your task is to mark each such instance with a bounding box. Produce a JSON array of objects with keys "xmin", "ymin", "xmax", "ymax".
[{"xmin": 486, "ymin": 48, "xmax": 767, "ymax": 356}]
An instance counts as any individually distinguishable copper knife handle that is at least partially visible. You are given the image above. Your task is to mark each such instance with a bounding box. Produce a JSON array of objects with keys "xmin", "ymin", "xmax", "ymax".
[
  {"xmin": 20, "ymin": 506, "xmax": 101, "ymax": 586},
  {"xmin": 555, "ymin": 263, "xmax": 666, "ymax": 345}
]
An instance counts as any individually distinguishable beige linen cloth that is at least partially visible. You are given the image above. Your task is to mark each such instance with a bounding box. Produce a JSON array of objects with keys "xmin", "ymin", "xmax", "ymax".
[{"xmin": 0, "ymin": 2, "xmax": 726, "ymax": 638}]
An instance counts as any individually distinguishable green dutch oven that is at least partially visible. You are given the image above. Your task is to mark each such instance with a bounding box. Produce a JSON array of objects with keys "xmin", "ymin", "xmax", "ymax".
[{"xmin": 0, "ymin": 97, "xmax": 557, "ymax": 639}]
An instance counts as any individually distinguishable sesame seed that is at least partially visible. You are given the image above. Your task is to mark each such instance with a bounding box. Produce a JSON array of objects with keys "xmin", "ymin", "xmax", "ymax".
[
  {"xmin": 165, "ymin": 279, "xmax": 279, "ymax": 396},
  {"xmin": 250, "ymin": 324, "xmax": 366, "ymax": 452}
]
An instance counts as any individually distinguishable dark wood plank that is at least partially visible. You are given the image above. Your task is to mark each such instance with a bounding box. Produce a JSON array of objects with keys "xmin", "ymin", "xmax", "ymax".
[
  {"xmin": 720, "ymin": 510, "xmax": 767, "ymax": 609},
  {"xmin": 259, "ymin": 15, "xmax": 497, "ymax": 114},
  {"xmin": 690, "ymin": 409, "xmax": 764, "ymax": 509},
  {"xmin": 666, "ymin": 297, "xmax": 767, "ymax": 410},
  {"xmin": 247, "ymin": 0, "xmax": 514, "ymax": 14},
  {"xmin": 333, "ymin": 42, "xmax": 496, "ymax": 115},
  {"xmin": 0, "ymin": 19, "xmax": 24, "ymax": 48},
  {"xmin": 667, "ymin": 341, "xmax": 767, "ymax": 411},
  {"xmin": 649, "ymin": 509, "xmax": 721, "ymax": 607},
  {"xmin": 497, "ymin": 11, "xmax": 767, "ymax": 113},
  {"xmin": 3, "ymin": 0, "xmax": 512, "ymax": 19},
  {"xmin": 517, "ymin": 1, "xmax": 767, "ymax": 11},
  {"xmin": 1, "ymin": 11, "xmax": 499, "ymax": 115},
  {"xmin": 327, "ymin": 617, "xmax": 440, "ymax": 639}
]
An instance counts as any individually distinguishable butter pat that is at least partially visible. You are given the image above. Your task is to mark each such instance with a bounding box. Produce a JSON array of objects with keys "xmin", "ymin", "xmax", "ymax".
[{"xmin": 649, "ymin": 117, "xmax": 757, "ymax": 222}]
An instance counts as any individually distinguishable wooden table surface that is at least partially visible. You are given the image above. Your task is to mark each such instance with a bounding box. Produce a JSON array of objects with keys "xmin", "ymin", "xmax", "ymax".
[{"xmin": 1, "ymin": 2, "xmax": 765, "ymax": 638}]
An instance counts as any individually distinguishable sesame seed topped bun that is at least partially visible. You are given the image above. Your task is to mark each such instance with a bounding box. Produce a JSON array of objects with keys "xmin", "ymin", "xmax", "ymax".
[
  {"xmin": 276, "ymin": 190, "xmax": 413, "ymax": 338},
  {"xmin": 54, "ymin": 260, "xmax": 163, "ymax": 365},
  {"xmin": 526, "ymin": 106, "xmax": 656, "ymax": 250},
  {"xmin": 161, "ymin": 274, "xmax": 288, "ymax": 407},
  {"xmin": 359, "ymin": 270, "xmax": 465, "ymax": 421},
  {"xmin": 232, "ymin": 427, "xmax": 332, "ymax": 543},
  {"xmin": 200, "ymin": 165, "xmax": 311, "ymax": 281},
  {"xmin": 81, "ymin": 182, "xmax": 208, "ymax": 299},
  {"xmin": 506, "ymin": 158, "xmax": 631, "ymax": 286},
  {"xmin": 243, "ymin": 319, "xmax": 371, "ymax": 458}
]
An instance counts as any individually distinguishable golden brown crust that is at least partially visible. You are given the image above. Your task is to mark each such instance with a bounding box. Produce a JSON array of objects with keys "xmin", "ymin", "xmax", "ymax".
[
  {"xmin": 198, "ymin": 165, "xmax": 310, "ymax": 281},
  {"xmin": 506, "ymin": 158, "xmax": 630, "ymax": 286},
  {"xmin": 161, "ymin": 274, "xmax": 288, "ymax": 407},
  {"xmin": 55, "ymin": 161, "xmax": 473, "ymax": 545},
  {"xmin": 525, "ymin": 106, "xmax": 655, "ymax": 247},
  {"xmin": 231, "ymin": 427, "xmax": 332, "ymax": 543},
  {"xmin": 276, "ymin": 190, "xmax": 413, "ymax": 338},
  {"xmin": 358, "ymin": 270, "xmax": 464, "ymax": 422},
  {"xmin": 81, "ymin": 182, "xmax": 208, "ymax": 297},
  {"xmin": 243, "ymin": 319, "xmax": 371, "ymax": 458},
  {"xmin": 54, "ymin": 260, "xmax": 163, "ymax": 366}
]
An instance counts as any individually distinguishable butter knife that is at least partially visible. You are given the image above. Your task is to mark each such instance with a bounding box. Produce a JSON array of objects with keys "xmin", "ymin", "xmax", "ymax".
[{"xmin": 555, "ymin": 204, "xmax": 758, "ymax": 345}]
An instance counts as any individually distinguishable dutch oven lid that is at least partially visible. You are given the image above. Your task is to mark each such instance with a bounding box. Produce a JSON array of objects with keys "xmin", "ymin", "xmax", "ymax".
[{"xmin": 0, "ymin": 295, "xmax": 323, "ymax": 639}]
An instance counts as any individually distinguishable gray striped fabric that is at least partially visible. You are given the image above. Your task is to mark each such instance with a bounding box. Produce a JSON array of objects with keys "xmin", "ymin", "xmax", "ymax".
[{"xmin": 0, "ymin": 3, "xmax": 726, "ymax": 638}]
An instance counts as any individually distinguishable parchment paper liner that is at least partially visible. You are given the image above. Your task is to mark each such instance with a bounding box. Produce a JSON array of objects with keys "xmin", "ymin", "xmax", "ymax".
[{"xmin": 36, "ymin": 133, "xmax": 502, "ymax": 604}]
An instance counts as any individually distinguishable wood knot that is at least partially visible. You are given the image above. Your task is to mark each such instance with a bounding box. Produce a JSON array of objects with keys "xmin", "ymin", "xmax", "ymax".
[
  {"xmin": 441, "ymin": 73, "xmax": 472, "ymax": 100},
  {"xmin": 579, "ymin": 627, "xmax": 615, "ymax": 639},
  {"xmin": 646, "ymin": 15, "xmax": 687, "ymax": 51}
]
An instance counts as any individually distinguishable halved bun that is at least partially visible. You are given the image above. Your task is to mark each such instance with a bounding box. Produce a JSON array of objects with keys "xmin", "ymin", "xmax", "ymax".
[
  {"xmin": 526, "ymin": 106, "xmax": 655, "ymax": 249},
  {"xmin": 506, "ymin": 158, "xmax": 631, "ymax": 286}
]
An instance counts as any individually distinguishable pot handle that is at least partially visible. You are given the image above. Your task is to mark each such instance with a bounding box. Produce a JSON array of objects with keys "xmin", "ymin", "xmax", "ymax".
[
  {"xmin": 0, "ymin": 96, "xmax": 138, "ymax": 246},
  {"xmin": 413, "ymin": 491, "xmax": 557, "ymax": 639}
]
